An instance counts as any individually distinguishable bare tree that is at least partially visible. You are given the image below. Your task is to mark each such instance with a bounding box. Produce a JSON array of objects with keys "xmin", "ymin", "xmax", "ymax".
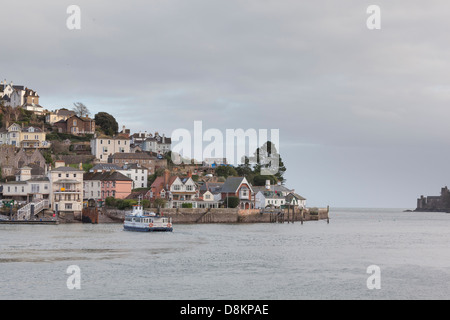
[{"xmin": 73, "ymin": 102, "xmax": 91, "ymax": 118}]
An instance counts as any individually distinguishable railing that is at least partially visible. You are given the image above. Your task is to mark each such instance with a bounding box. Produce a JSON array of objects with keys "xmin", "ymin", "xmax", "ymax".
[{"xmin": 16, "ymin": 199, "xmax": 50, "ymax": 220}]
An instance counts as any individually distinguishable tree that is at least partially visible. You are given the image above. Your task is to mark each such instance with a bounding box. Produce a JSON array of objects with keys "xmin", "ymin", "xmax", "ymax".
[
  {"xmin": 252, "ymin": 141, "xmax": 286, "ymax": 183},
  {"xmin": 224, "ymin": 196, "xmax": 240, "ymax": 208},
  {"xmin": 154, "ymin": 198, "xmax": 167, "ymax": 208},
  {"xmin": 252, "ymin": 175, "xmax": 277, "ymax": 186},
  {"xmin": 94, "ymin": 112, "xmax": 118, "ymax": 136},
  {"xmin": 215, "ymin": 165, "xmax": 238, "ymax": 179},
  {"xmin": 73, "ymin": 102, "xmax": 91, "ymax": 118}
]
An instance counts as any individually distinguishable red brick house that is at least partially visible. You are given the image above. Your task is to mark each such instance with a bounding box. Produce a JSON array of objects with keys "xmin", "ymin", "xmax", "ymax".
[
  {"xmin": 220, "ymin": 177, "xmax": 254, "ymax": 209},
  {"xmin": 54, "ymin": 115, "xmax": 95, "ymax": 135}
]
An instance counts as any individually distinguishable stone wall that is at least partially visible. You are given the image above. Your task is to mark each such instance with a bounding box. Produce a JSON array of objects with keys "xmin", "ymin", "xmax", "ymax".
[{"xmin": 103, "ymin": 207, "xmax": 330, "ymax": 224}]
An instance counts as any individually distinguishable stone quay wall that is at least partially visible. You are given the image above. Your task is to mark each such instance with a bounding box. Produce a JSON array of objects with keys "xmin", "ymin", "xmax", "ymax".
[{"xmin": 103, "ymin": 207, "xmax": 330, "ymax": 224}]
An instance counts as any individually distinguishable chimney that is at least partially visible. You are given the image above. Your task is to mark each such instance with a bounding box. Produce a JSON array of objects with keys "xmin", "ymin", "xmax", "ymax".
[
  {"xmin": 164, "ymin": 169, "xmax": 170, "ymax": 190},
  {"xmin": 187, "ymin": 170, "xmax": 192, "ymax": 178},
  {"xmin": 55, "ymin": 160, "xmax": 65, "ymax": 168},
  {"xmin": 265, "ymin": 180, "xmax": 271, "ymax": 190}
]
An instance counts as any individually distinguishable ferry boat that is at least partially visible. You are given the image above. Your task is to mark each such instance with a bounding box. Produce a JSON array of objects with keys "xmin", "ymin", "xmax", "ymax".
[{"xmin": 123, "ymin": 200, "xmax": 173, "ymax": 232}]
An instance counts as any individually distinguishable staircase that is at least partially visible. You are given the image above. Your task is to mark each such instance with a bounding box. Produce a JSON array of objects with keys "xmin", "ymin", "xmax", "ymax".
[{"xmin": 16, "ymin": 200, "xmax": 50, "ymax": 221}]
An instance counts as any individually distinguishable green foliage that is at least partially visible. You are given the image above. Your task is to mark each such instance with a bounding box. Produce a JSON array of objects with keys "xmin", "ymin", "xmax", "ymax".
[
  {"xmin": 105, "ymin": 197, "xmax": 138, "ymax": 210},
  {"xmin": 224, "ymin": 196, "xmax": 240, "ymax": 208},
  {"xmin": 42, "ymin": 151, "xmax": 54, "ymax": 166},
  {"xmin": 215, "ymin": 165, "xmax": 238, "ymax": 178},
  {"xmin": 252, "ymin": 175, "xmax": 277, "ymax": 186},
  {"xmin": 94, "ymin": 112, "xmax": 118, "ymax": 136},
  {"xmin": 154, "ymin": 198, "xmax": 167, "ymax": 208},
  {"xmin": 182, "ymin": 203, "xmax": 193, "ymax": 208},
  {"xmin": 117, "ymin": 199, "xmax": 138, "ymax": 210},
  {"xmin": 105, "ymin": 197, "xmax": 117, "ymax": 207},
  {"xmin": 46, "ymin": 132, "xmax": 93, "ymax": 142},
  {"xmin": 68, "ymin": 163, "xmax": 93, "ymax": 172}
]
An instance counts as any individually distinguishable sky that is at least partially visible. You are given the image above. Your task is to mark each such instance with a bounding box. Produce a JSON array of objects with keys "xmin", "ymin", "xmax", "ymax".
[{"xmin": 2, "ymin": 0, "xmax": 450, "ymax": 208}]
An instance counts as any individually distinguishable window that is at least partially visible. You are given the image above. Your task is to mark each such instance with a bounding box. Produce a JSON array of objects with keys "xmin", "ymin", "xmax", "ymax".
[
  {"xmin": 65, "ymin": 203, "xmax": 73, "ymax": 210},
  {"xmin": 73, "ymin": 174, "xmax": 77, "ymax": 178},
  {"xmin": 66, "ymin": 174, "xmax": 69, "ymax": 178}
]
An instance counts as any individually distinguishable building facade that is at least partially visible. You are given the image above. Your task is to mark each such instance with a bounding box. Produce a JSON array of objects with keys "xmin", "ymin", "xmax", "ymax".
[
  {"xmin": 53, "ymin": 115, "xmax": 95, "ymax": 135},
  {"xmin": 90, "ymin": 134, "xmax": 131, "ymax": 162},
  {"xmin": 83, "ymin": 171, "xmax": 133, "ymax": 200},
  {"xmin": 49, "ymin": 164, "xmax": 84, "ymax": 217},
  {"xmin": 0, "ymin": 123, "xmax": 50, "ymax": 149}
]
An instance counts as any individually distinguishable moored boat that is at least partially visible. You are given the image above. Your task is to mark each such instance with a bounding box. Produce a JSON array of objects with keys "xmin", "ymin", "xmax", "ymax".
[{"xmin": 123, "ymin": 200, "xmax": 172, "ymax": 232}]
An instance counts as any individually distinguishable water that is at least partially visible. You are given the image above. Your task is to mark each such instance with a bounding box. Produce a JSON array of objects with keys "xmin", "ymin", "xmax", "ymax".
[{"xmin": 0, "ymin": 208, "xmax": 449, "ymax": 300}]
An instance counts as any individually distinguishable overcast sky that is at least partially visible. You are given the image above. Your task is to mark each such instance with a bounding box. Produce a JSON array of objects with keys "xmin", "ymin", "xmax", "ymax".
[{"xmin": 2, "ymin": 0, "xmax": 450, "ymax": 208}]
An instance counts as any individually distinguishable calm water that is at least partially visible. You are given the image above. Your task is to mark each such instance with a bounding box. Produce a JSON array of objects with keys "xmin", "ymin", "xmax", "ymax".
[{"xmin": 0, "ymin": 208, "xmax": 449, "ymax": 300}]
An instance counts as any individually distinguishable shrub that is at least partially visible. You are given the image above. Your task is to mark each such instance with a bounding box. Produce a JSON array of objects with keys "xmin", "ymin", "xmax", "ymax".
[{"xmin": 224, "ymin": 196, "xmax": 239, "ymax": 208}]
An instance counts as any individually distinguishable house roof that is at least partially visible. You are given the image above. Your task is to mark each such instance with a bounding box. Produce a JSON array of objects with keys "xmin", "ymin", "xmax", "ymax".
[
  {"xmin": 110, "ymin": 153, "xmax": 154, "ymax": 160},
  {"xmin": 91, "ymin": 163, "xmax": 122, "ymax": 171},
  {"xmin": 199, "ymin": 182, "xmax": 224, "ymax": 193},
  {"xmin": 52, "ymin": 166, "xmax": 83, "ymax": 172},
  {"xmin": 220, "ymin": 177, "xmax": 253, "ymax": 193},
  {"xmin": 83, "ymin": 171, "xmax": 133, "ymax": 182},
  {"xmin": 285, "ymin": 192, "xmax": 306, "ymax": 201},
  {"xmin": 55, "ymin": 108, "xmax": 76, "ymax": 116}
]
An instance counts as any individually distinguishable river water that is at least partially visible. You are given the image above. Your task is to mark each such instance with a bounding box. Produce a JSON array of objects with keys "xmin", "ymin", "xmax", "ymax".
[{"xmin": 0, "ymin": 208, "xmax": 449, "ymax": 300}]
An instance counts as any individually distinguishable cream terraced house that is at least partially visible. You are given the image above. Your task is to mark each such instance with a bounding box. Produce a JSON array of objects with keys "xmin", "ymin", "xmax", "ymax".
[
  {"xmin": 0, "ymin": 123, "xmax": 51, "ymax": 149},
  {"xmin": 49, "ymin": 164, "xmax": 84, "ymax": 218},
  {"xmin": 90, "ymin": 134, "xmax": 130, "ymax": 163}
]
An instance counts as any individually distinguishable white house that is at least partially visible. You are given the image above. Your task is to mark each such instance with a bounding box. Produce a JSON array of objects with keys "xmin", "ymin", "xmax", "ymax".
[
  {"xmin": 90, "ymin": 162, "xmax": 148, "ymax": 189},
  {"xmin": 0, "ymin": 166, "xmax": 50, "ymax": 202},
  {"xmin": 285, "ymin": 193, "xmax": 307, "ymax": 209},
  {"xmin": 118, "ymin": 163, "xmax": 148, "ymax": 189},
  {"xmin": 141, "ymin": 133, "xmax": 171, "ymax": 154},
  {"xmin": 90, "ymin": 134, "xmax": 131, "ymax": 162},
  {"xmin": 49, "ymin": 162, "xmax": 84, "ymax": 217},
  {"xmin": 0, "ymin": 81, "xmax": 25, "ymax": 108}
]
